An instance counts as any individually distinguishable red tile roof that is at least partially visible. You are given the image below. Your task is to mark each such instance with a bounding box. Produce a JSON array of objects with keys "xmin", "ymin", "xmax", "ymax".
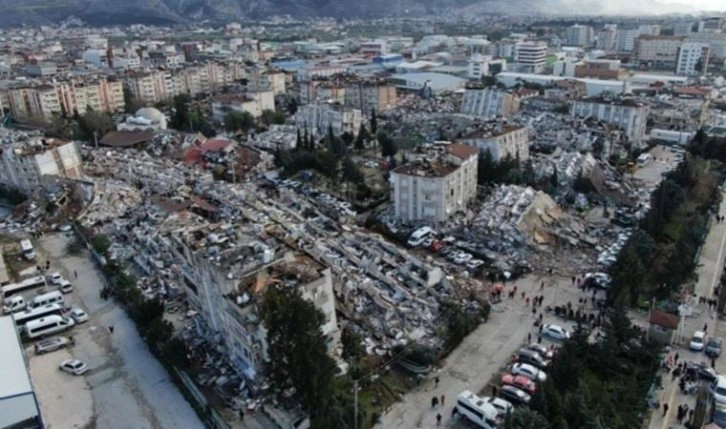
[
  {"xmin": 446, "ymin": 143, "xmax": 478, "ymax": 160},
  {"xmin": 649, "ymin": 310, "xmax": 679, "ymax": 330}
]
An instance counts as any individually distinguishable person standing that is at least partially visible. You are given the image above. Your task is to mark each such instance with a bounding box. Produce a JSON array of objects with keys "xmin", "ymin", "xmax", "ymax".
[
  {"xmin": 662, "ymin": 403, "xmax": 669, "ymax": 417},
  {"xmin": 436, "ymin": 413, "xmax": 442, "ymax": 426},
  {"xmin": 435, "ymin": 376, "xmax": 440, "ymax": 388},
  {"xmin": 441, "ymin": 395, "xmax": 445, "ymax": 406}
]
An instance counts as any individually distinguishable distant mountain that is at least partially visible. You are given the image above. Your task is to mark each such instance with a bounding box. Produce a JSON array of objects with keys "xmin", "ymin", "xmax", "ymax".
[{"xmin": 0, "ymin": 0, "xmax": 705, "ymax": 27}]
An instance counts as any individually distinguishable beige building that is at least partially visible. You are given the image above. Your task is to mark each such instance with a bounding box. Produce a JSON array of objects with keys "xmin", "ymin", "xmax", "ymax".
[
  {"xmin": 302, "ymin": 77, "xmax": 397, "ymax": 113},
  {"xmin": 459, "ymin": 125, "xmax": 530, "ymax": 162},
  {"xmin": 460, "ymin": 87, "xmax": 522, "ymax": 118},
  {"xmin": 211, "ymin": 91, "xmax": 275, "ymax": 122},
  {"xmin": 6, "ymin": 78, "xmax": 123, "ymax": 120},
  {"xmin": 0, "ymin": 136, "xmax": 83, "ymax": 192},
  {"xmin": 295, "ymin": 102, "xmax": 362, "ymax": 137},
  {"xmin": 390, "ymin": 143, "xmax": 479, "ymax": 222},
  {"xmin": 571, "ymin": 97, "xmax": 649, "ymax": 144},
  {"xmin": 635, "ymin": 35, "xmax": 685, "ymax": 68}
]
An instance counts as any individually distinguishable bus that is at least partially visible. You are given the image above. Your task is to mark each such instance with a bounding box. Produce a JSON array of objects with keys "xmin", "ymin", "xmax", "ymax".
[
  {"xmin": 20, "ymin": 239, "xmax": 36, "ymax": 260},
  {"xmin": 13, "ymin": 303, "xmax": 64, "ymax": 327},
  {"xmin": 1, "ymin": 275, "xmax": 48, "ymax": 301}
]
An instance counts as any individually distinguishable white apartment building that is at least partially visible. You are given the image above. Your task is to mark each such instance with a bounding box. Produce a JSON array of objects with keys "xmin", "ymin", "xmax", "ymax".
[
  {"xmin": 638, "ymin": 25, "xmax": 661, "ymax": 36},
  {"xmin": 615, "ymin": 29, "xmax": 638, "ymax": 52},
  {"xmin": 390, "ymin": 143, "xmax": 479, "ymax": 222},
  {"xmin": 567, "ymin": 24, "xmax": 594, "ymax": 47},
  {"xmin": 211, "ymin": 90, "xmax": 275, "ymax": 122},
  {"xmin": 676, "ymin": 43, "xmax": 710, "ymax": 76},
  {"xmin": 514, "ymin": 41, "xmax": 548, "ymax": 74},
  {"xmin": 571, "ymin": 97, "xmax": 649, "ymax": 144},
  {"xmin": 0, "ymin": 137, "xmax": 82, "ymax": 193},
  {"xmin": 360, "ymin": 39, "xmax": 388, "ymax": 57},
  {"xmin": 459, "ymin": 125, "xmax": 530, "ymax": 162},
  {"xmin": 167, "ymin": 229, "xmax": 339, "ymax": 381},
  {"xmin": 460, "ymin": 88, "xmax": 521, "ymax": 118},
  {"xmin": 467, "ymin": 54, "xmax": 506, "ymax": 79},
  {"xmin": 688, "ymin": 31, "xmax": 726, "ymax": 59},
  {"xmin": 635, "ymin": 35, "xmax": 685, "ymax": 67},
  {"xmin": 596, "ymin": 29, "xmax": 616, "ymax": 51},
  {"xmin": 295, "ymin": 102, "xmax": 362, "ymax": 137}
]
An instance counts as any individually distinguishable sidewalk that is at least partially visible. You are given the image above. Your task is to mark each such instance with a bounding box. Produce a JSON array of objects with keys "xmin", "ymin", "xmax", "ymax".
[{"xmin": 693, "ymin": 190, "xmax": 726, "ymax": 300}]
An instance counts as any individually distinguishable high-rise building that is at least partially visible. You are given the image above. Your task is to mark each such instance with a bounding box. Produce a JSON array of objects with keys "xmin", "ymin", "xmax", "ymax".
[
  {"xmin": 514, "ymin": 41, "xmax": 548, "ymax": 74},
  {"xmin": 676, "ymin": 43, "xmax": 710, "ymax": 76},
  {"xmin": 615, "ymin": 29, "xmax": 638, "ymax": 52},
  {"xmin": 567, "ymin": 24, "xmax": 594, "ymax": 47},
  {"xmin": 460, "ymin": 87, "xmax": 521, "ymax": 118},
  {"xmin": 698, "ymin": 17, "xmax": 724, "ymax": 33},
  {"xmin": 637, "ymin": 25, "xmax": 661, "ymax": 36},
  {"xmin": 674, "ymin": 22, "xmax": 695, "ymax": 36},
  {"xmin": 596, "ymin": 29, "xmax": 616, "ymax": 51},
  {"xmin": 635, "ymin": 35, "xmax": 685, "ymax": 68},
  {"xmin": 0, "ymin": 136, "xmax": 83, "ymax": 193}
]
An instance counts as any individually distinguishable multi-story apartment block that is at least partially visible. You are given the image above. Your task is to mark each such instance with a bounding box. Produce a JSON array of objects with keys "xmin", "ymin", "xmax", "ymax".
[
  {"xmin": 460, "ymin": 87, "xmax": 521, "ymax": 118},
  {"xmin": 615, "ymin": 29, "xmax": 638, "ymax": 52},
  {"xmin": 0, "ymin": 134, "xmax": 82, "ymax": 193},
  {"xmin": 459, "ymin": 125, "xmax": 530, "ymax": 162},
  {"xmin": 390, "ymin": 143, "xmax": 479, "ymax": 222},
  {"xmin": 165, "ymin": 223, "xmax": 340, "ymax": 380},
  {"xmin": 567, "ymin": 24, "xmax": 594, "ymax": 47},
  {"xmin": 635, "ymin": 35, "xmax": 685, "ymax": 68},
  {"xmin": 571, "ymin": 97, "xmax": 649, "ymax": 144},
  {"xmin": 688, "ymin": 31, "xmax": 726, "ymax": 59},
  {"xmin": 360, "ymin": 39, "xmax": 388, "ymax": 57},
  {"xmin": 5, "ymin": 78, "xmax": 123, "ymax": 120},
  {"xmin": 676, "ymin": 43, "xmax": 710, "ymax": 76},
  {"xmin": 342, "ymin": 80, "xmax": 397, "ymax": 113},
  {"xmin": 295, "ymin": 102, "xmax": 362, "ymax": 137},
  {"xmin": 514, "ymin": 41, "xmax": 548, "ymax": 74},
  {"xmin": 596, "ymin": 29, "xmax": 616, "ymax": 51},
  {"xmin": 574, "ymin": 59, "xmax": 626, "ymax": 80},
  {"xmin": 211, "ymin": 91, "xmax": 275, "ymax": 122}
]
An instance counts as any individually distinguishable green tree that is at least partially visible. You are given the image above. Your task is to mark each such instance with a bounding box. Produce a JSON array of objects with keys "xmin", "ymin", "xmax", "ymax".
[
  {"xmin": 170, "ymin": 94, "xmax": 191, "ymax": 130},
  {"xmin": 77, "ymin": 110, "xmax": 115, "ymax": 141},
  {"xmin": 379, "ymin": 132, "xmax": 397, "ymax": 158},
  {"xmin": 355, "ymin": 124, "xmax": 370, "ymax": 151},
  {"xmin": 261, "ymin": 109, "xmax": 286, "ymax": 126},
  {"xmin": 296, "ymin": 128, "xmax": 303, "ymax": 150},
  {"xmin": 482, "ymin": 75, "xmax": 498, "ymax": 87},
  {"xmin": 341, "ymin": 326, "xmax": 364, "ymax": 362},
  {"xmin": 260, "ymin": 286, "xmax": 337, "ymax": 416},
  {"xmin": 123, "ymin": 86, "xmax": 144, "ymax": 113},
  {"xmin": 90, "ymin": 234, "xmax": 112, "ymax": 255},
  {"xmin": 341, "ymin": 131, "xmax": 354, "ymax": 147},
  {"xmin": 504, "ymin": 408, "xmax": 552, "ymax": 429},
  {"xmin": 224, "ymin": 111, "xmax": 255, "ymax": 133}
]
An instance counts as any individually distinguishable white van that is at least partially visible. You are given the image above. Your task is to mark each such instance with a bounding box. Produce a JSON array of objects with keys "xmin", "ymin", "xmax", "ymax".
[
  {"xmin": 20, "ymin": 239, "xmax": 36, "ymax": 261},
  {"xmin": 47, "ymin": 272, "xmax": 63, "ymax": 286},
  {"xmin": 453, "ymin": 391, "xmax": 500, "ymax": 429},
  {"xmin": 58, "ymin": 280, "xmax": 73, "ymax": 294},
  {"xmin": 31, "ymin": 291, "xmax": 64, "ymax": 308},
  {"xmin": 637, "ymin": 153, "xmax": 652, "ymax": 167},
  {"xmin": 407, "ymin": 227, "xmax": 434, "ymax": 247},
  {"xmin": 25, "ymin": 315, "xmax": 75, "ymax": 339},
  {"xmin": 2, "ymin": 296, "xmax": 27, "ymax": 314}
]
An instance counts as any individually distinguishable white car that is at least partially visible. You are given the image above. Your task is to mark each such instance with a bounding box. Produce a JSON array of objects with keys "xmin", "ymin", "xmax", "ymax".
[
  {"xmin": 510, "ymin": 362, "xmax": 547, "ymax": 383},
  {"xmin": 541, "ymin": 324, "xmax": 570, "ymax": 342},
  {"xmin": 466, "ymin": 259, "xmax": 484, "ymax": 269},
  {"xmin": 483, "ymin": 396, "xmax": 513, "ymax": 416},
  {"xmin": 690, "ymin": 331, "xmax": 706, "ymax": 351},
  {"xmin": 69, "ymin": 308, "xmax": 89, "ymax": 324},
  {"xmin": 453, "ymin": 253, "xmax": 473, "ymax": 265},
  {"xmin": 59, "ymin": 359, "xmax": 89, "ymax": 376},
  {"xmin": 57, "ymin": 224, "xmax": 73, "ymax": 232},
  {"xmin": 712, "ymin": 376, "xmax": 726, "ymax": 405}
]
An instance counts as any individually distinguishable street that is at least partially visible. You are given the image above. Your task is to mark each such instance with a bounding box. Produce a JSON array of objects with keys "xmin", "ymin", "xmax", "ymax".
[
  {"xmin": 376, "ymin": 270, "xmax": 593, "ymax": 429},
  {"xmin": 645, "ymin": 189, "xmax": 726, "ymax": 429},
  {"xmin": 29, "ymin": 233, "xmax": 204, "ymax": 429}
]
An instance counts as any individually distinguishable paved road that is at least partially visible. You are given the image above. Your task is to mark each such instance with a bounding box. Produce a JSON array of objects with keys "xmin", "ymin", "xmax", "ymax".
[
  {"xmin": 33, "ymin": 233, "xmax": 204, "ymax": 429},
  {"xmin": 375, "ymin": 272, "xmax": 589, "ymax": 429},
  {"xmin": 646, "ymin": 190, "xmax": 726, "ymax": 429}
]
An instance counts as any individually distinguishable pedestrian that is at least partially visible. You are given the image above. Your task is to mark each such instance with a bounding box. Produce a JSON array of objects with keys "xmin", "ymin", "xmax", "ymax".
[
  {"xmin": 239, "ymin": 409, "xmax": 244, "ymax": 420},
  {"xmin": 538, "ymin": 313, "xmax": 543, "ymax": 323},
  {"xmin": 436, "ymin": 413, "xmax": 442, "ymax": 426},
  {"xmin": 540, "ymin": 281, "xmax": 544, "ymax": 290},
  {"xmin": 662, "ymin": 403, "xmax": 669, "ymax": 417},
  {"xmin": 704, "ymin": 323, "xmax": 709, "ymax": 334},
  {"xmin": 676, "ymin": 405, "xmax": 683, "ymax": 423},
  {"xmin": 435, "ymin": 376, "xmax": 439, "ymax": 387},
  {"xmin": 532, "ymin": 306, "xmax": 536, "ymax": 316},
  {"xmin": 492, "ymin": 385, "xmax": 497, "ymax": 396},
  {"xmin": 432, "ymin": 396, "xmax": 439, "ymax": 408},
  {"xmin": 74, "ymin": 270, "xmax": 78, "ymax": 279},
  {"xmin": 69, "ymin": 336, "xmax": 75, "ymax": 346},
  {"xmin": 527, "ymin": 333, "xmax": 532, "ymax": 343},
  {"xmin": 713, "ymin": 358, "xmax": 717, "ymax": 369},
  {"xmin": 572, "ymin": 276, "xmax": 576, "ymax": 284},
  {"xmin": 441, "ymin": 394, "xmax": 445, "ymax": 406},
  {"xmin": 538, "ymin": 324, "xmax": 543, "ymax": 333},
  {"xmin": 521, "ymin": 291, "xmax": 525, "ymax": 300},
  {"xmin": 537, "ymin": 335, "xmax": 542, "ymax": 344},
  {"xmin": 526, "ymin": 297, "xmax": 530, "ymax": 306},
  {"xmin": 674, "ymin": 353, "xmax": 679, "ymax": 364},
  {"xmin": 688, "ymin": 409, "xmax": 694, "ymax": 421},
  {"xmin": 109, "ymin": 325, "xmax": 114, "ymax": 334}
]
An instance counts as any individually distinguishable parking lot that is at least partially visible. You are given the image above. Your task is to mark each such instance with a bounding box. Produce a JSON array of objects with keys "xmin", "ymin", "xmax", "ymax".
[
  {"xmin": 633, "ymin": 145, "xmax": 683, "ymax": 186},
  {"xmin": 25, "ymin": 233, "xmax": 203, "ymax": 429}
]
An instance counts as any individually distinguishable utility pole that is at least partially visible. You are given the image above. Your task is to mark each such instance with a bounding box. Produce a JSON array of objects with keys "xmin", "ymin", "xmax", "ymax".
[{"xmin": 354, "ymin": 379, "xmax": 359, "ymax": 429}]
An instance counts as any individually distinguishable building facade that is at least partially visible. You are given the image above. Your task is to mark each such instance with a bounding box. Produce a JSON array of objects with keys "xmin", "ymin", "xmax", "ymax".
[
  {"xmin": 0, "ymin": 137, "xmax": 83, "ymax": 193},
  {"xmin": 514, "ymin": 41, "xmax": 548, "ymax": 74},
  {"xmin": 635, "ymin": 35, "xmax": 685, "ymax": 68},
  {"xmin": 567, "ymin": 24, "xmax": 594, "ymax": 47},
  {"xmin": 295, "ymin": 102, "xmax": 362, "ymax": 137},
  {"xmin": 676, "ymin": 43, "xmax": 710, "ymax": 76},
  {"xmin": 390, "ymin": 143, "xmax": 478, "ymax": 222},
  {"xmin": 211, "ymin": 91, "xmax": 275, "ymax": 122},
  {"xmin": 460, "ymin": 87, "xmax": 521, "ymax": 118},
  {"xmin": 571, "ymin": 97, "xmax": 649, "ymax": 144},
  {"xmin": 459, "ymin": 126, "xmax": 530, "ymax": 162}
]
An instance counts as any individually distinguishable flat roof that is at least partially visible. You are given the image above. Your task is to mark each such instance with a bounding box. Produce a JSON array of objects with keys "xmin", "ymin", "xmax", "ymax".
[{"xmin": 0, "ymin": 316, "xmax": 40, "ymax": 428}]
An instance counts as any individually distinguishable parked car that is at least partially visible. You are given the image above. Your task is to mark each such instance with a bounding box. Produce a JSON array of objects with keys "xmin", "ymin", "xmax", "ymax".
[
  {"xmin": 713, "ymin": 402, "xmax": 726, "ymax": 427},
  {"xmin": 57, "ymin": 224, "xmax": 73, "ymax": 232},
  {"xmin": 59, "ymin": 359, "xmax": 89, "ymax": 376},
  {"xmin": 453, "ymin": 253, "xmax": 472, "ymax": 265},
  {"xmin": 510, "ymin": 363, "xmax": 547, "ymax": 383},
  {"xmin": 690, "ymin": 331, "xmax": 706, "ymax": 351},
  {"xmin": 540, "ymin": 324, "xmax": 570, "ymax": 342},
  {"xmin": 524, "ymin": 343, "xmax": 555, "ymax": 360},
  {"xmin": 430, "ymin": 241, "xmax": 446, "ymax": 253},
  {"xmin": 501, "ymin": 374, "xmax": 537, "ymax": 395},
  {"xmin": 516, "ymin": 349, "xmax": 550, "ymax": 370},
  {"xmin": 499, "ymin": 385, "xmax": 531, "ymax": 406},
  {"xmin": 712, "ymin": 375, "xmax": 726, "ymax": 405},
  {"xmin": 466, "ymin": 259, "xmax": 484, "ymax": 269},
  {"xmin": 34, "ymin": 336, "xmax": 70, "ymax": 355},
  {"xmin": 707, "ymin": 338, "xmax": 723, "ymax": 358},
  {"xmin": 58, "ymin": 280, "xmax": 73, "ymax": 294},
  {"xmin": 69, "ymin": 308, "xmax": 89, "ymax": 324},
  {"xmin": 483, "ymin": 396, "xmax": 513, "ymax": 416}
]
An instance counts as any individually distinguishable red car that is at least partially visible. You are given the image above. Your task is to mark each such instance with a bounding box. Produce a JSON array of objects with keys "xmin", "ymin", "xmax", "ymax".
[
  {"xmin": 430, "ymin": 241, "xmax": 446, "ymax": 253},
  {"xmin": 501, "ymin": 374, "xmax": 537, "ymax": 395}
]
